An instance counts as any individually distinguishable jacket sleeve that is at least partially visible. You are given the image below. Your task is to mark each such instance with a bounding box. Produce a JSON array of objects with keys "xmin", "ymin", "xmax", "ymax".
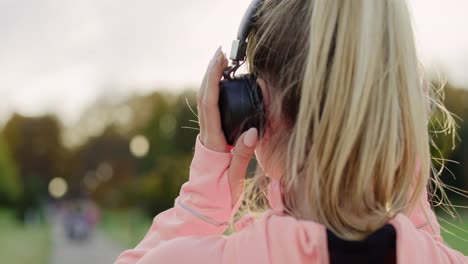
[{"xmin": 114, "ymin": 136, "xmax": 240, "ymax": 264}]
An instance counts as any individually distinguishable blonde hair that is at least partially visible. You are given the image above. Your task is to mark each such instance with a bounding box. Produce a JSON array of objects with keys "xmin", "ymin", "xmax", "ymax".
[{"xmin": 241, "ymin": 0, "xmax": 450, "ymax": 240}]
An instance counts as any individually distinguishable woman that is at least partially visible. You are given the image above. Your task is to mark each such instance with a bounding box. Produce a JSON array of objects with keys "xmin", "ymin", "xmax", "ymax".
[{"xmin": 115, "ymin": 0, "xmax": 467, "ymax": 263}]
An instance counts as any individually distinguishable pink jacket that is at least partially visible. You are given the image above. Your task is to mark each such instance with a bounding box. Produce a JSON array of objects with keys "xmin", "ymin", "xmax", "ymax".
[{"xmin": 115, "ymin": 137, "xmax": 467, "ymax": 264}]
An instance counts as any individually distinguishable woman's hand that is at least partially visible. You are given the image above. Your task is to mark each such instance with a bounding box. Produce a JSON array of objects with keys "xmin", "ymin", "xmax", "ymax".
[{"xmin": 197, "ymin": 46, "xmax": 259, "ymax": 206}]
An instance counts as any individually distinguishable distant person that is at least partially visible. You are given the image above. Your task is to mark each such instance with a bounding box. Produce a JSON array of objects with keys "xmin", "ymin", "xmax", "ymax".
[
  {"xmin": 64, "ymin": 201, "xmax": 91, "ymax": 241},
  {"xmin": 115, "ymin": 0, "xmax": 467, "ymax": 263},
  {"xmin": 83, "ymin": 200, "xmax": 101, "ymax": 229}
]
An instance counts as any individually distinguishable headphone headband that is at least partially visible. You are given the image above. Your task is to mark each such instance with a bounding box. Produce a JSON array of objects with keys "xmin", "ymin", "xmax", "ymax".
[{"xmin": 229, "ymin": 0, "xmax": 263, "ymax": 62}]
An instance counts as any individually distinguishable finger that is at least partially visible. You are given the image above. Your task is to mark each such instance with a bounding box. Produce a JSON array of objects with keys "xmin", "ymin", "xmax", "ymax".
[
  {"xmin": 197, "ymin": 105, "xmax": 205, "ymax": 141},
  {"xmin": 197, "ymin": 72, "xmax": 208, "ymax": 140},
  {"xmin": 204, "ymin": 48, "xmax": 226, "ymax": 107},
  {"xmin": 229, "ymin": 128, "xmax": 259, "ymax": 176},
  {"xmin": 198, "ymin": 47, "xmax": 221, "ymax": 142},
  {"xmin": 221, "ymin": 52, "xmax": 228, "ymax": 70},
  {"xmin": 209, "ymin": 55, "xmax": 229, "ymax": 137},
  {"xmin": 203, "ymin": 48, "xmax": 228, "ymax": 151},
  {"xmin": 228, "ymin": 128, "xmax": 258, "ymax": 205},
  {"xmin": 197, "ymin": 74, "xmax": 207, "ymax": 140}
]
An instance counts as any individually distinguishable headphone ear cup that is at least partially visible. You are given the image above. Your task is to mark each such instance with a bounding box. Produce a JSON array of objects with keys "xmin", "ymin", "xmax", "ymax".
[{"xmin": 219, "ymin": 74, "xmax": 265, "ymax": 145}]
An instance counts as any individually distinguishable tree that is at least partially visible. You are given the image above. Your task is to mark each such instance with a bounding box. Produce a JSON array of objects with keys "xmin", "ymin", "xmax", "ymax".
[
  {"xmin": 65, "ymin": 127, "xmax": 137, "ymax": 207},
  {"xmin": 0, "ymin": 134, "xmax": 22, "ymax": 206},
  {"xmin": 2, "ymin": 114, "xmax": 65, "ymax": 216}
]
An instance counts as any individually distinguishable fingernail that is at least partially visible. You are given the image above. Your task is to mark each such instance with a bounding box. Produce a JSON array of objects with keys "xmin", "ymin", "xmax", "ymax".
[
  {"xmin": 215, "ymin": 46, "xmax": 222, "ymax": 56},
  {"xmin": 217, "ymin": 47, "xmax": 224, "ymax": 61},
  {"xmin": 243, "ymin": 128, "xmax": 258, "ymax": 147},
  {"xmin": 210, "ymin": 46, "xmax": 222, "ymax": 65}
]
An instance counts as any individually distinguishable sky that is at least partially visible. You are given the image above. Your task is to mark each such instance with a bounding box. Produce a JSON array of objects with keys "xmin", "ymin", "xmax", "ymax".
[{"xmin": 0, "ymin": 0, "xmax": 467, "ymax": 126}]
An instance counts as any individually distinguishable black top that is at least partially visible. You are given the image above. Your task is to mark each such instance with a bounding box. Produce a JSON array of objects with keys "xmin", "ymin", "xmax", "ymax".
[{"xmin": 327, "ymin": 224, "xmax": 397, "ymax": 264}]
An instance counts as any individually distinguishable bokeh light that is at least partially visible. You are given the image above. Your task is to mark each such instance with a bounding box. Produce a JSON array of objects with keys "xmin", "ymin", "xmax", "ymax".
[
  {"xmin": 160, "ymin": 114, "xmax": 176, "ymax": 135},
  {"xmin": 130, "ymin": 135, "xmax": 150, "ymax": 158},
  {"xmin": 84, "ymin": 171, "xmax": 98, "ymax": 190},
  {"xmin": 48, "ymin": 177, "xmax": 68, "ymax": 199},
  {"xmin": 96, "ymin": 162, "xmax": 114, "ymax": 182}
]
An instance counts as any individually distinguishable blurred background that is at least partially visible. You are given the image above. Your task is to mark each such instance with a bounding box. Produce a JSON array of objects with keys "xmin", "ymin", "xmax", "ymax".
[{"xmin": 0, "ymin": 0, "xmax": 467, "ymax": 263}]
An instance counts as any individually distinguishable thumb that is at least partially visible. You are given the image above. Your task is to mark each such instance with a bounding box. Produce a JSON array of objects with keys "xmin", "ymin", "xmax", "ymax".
[{"xmin": 228, "ymin": 127, "xmax": 258, "ymax": 207}]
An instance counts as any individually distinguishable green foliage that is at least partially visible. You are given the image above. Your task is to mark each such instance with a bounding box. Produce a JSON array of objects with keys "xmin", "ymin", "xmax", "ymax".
[
  {"xmin": 138, "ymin": 155, "xmax": 192, "ymax": 217},
  {"xmin": 138, "ymin": 91, "xmax": 198, "ymax": 172},
  {"xmin": 135, "ymin": 90, "xmax": 198, "ymax": 215},
  {"xmin": 2, "ymin": 114, "xmax": 65, "ymax": 216},
  {"xmin": 0, "ymin": 135, "xmax": 22, "ymax": 206},
  {"xmin": 0, "ymin": 89, "xmax": 216, "ymax": 218},
  {"xmin": 64, "ymin": 90, "xmax": 199, "ymax": 216}
]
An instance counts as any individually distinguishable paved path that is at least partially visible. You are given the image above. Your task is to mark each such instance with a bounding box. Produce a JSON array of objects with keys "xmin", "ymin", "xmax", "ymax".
[{"xmin": 50, "ymin": 216, "xmax": 124, "ymax": 264}]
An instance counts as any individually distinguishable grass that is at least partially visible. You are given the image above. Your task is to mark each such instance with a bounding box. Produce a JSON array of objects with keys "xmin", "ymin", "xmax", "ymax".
[
  {"xmin": 0, "ymin": 209, "xmax": 50, "ymax": 264},
  {"xmin": 100, "ymin": 209, "xmax": 152, "ymax": 249},
  {"xmin": 439, "ymin": 213, "xmax": 468, "ymax": 255}
]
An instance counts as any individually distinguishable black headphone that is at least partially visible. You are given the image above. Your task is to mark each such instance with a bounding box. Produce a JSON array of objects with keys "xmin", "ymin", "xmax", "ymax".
[{"xmin": 218, "ymin": 0, "xmax": 265, "ymax": 146}]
